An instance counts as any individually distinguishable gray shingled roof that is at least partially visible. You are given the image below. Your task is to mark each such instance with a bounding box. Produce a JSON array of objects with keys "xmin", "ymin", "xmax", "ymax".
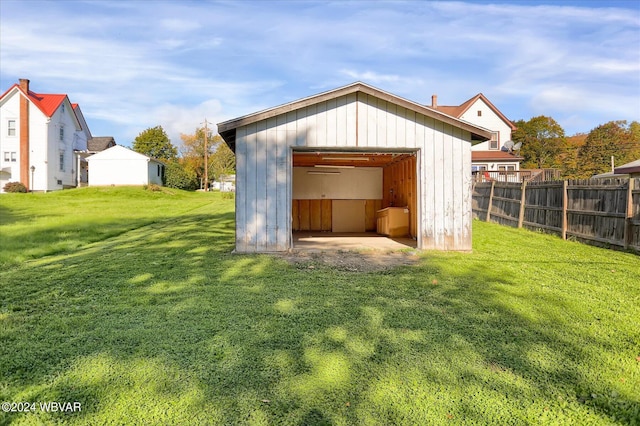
[{"xmin": 88, "ymin": 137, "xmax": 116, "ymax": 152}]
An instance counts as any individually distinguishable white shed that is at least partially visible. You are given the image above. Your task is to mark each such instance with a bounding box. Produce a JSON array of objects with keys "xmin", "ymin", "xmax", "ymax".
[
  {"xmin": 87, "ymin": 145, "xmax": 165, "ymax": 187},
  {"xmin": 217, "ymin": 82, "xmax": 491, "ymax": 252}
]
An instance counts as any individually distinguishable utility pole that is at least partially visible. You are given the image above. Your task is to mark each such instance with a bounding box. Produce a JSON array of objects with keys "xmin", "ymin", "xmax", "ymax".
[
  {"xmin": 611, "ymin": 155, "xmax": 615, "ymax": 173},
  {"xmin": 203, "ymin": 119, "xmax": 209, "ymax": 191}
]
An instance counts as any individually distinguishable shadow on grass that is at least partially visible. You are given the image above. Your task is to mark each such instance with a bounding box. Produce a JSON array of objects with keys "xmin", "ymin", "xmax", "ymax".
[
  {"xmin": 0, "ymin": 211, "xmax": 638, "ymax": 425},
  {"xmin": 0, "ymin": 203, "xmax": 25, "ymax": 226}
]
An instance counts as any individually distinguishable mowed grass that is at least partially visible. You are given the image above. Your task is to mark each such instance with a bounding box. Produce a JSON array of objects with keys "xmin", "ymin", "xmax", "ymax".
[
  {"xmin": 0, "ymin": 186, "xmax": 215, "ymax": 269},
  {"xmin": 0, "ymin": 187, "xmax": 639, "ymax": 425}
]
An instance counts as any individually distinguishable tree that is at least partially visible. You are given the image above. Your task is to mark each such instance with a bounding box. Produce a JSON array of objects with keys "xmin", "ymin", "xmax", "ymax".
[
  {"xmin": 577, "ymin": 120, "xmax": 640, "ymax": 177},
  {"xmin": 209, "ymin": 141, "xmax": 235, "ymax": 181},
  {"xmin": 512, "ymin": 116, "xmax": 566, "ymax": 169},
  {"xmin": 179, "ymin": 127, "xmax": 217, "ymax": 189},
  {"xmin": 559, "ymin": 133, "xmax": 587, "ymax": 179},
  {"xmin": 164, "ymin": 160, "xmax": 198, "ymax": 190},
  {"xmin": 132, "ymin": 126, "xmax": 178, "ymax": 161}
]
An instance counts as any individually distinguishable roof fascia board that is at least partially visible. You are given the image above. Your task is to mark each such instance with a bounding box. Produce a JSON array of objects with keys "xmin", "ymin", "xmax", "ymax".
[
  {"xmin": 217, "ymin": 83, "xmax": 363, "ymax": 132},
  {"xmin": 61, "ymin": 96, "xmax": 82, "ymax": 130},
  {"xmin": 615, "ymin": 167, "xmax": 640, "ymax": 174},
  {"xmin": 360, "ymin": 84, "xmax": 492, "ymax": 140},
  {"xmin": 11, "ymin": 86, "xmax": 63, "ymax": 120},
  {"xmin": 2, "ymin": 85, "xmax": 83, "ymax": 131},
  {"xmin": 460, "ymin": 94, "xmax": 517, "ymax": 131},
  {"xmin": 0, "ymin": 85, "xmax": 20, "ymax": 107},
  {"xmin": 218, "ymin": 82, "xmax": 492, "ymax": 141}
]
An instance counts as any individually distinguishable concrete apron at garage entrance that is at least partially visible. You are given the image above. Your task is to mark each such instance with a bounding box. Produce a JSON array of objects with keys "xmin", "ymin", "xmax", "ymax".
[{"xmin": 292, "ymin": 232, "xmax": 417, "ymax": 251}]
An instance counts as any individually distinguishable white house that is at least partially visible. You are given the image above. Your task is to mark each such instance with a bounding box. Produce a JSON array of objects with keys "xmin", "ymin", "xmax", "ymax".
[
  {"xmin": 429, "ymin": 93, "xmax": 521, "ymax": 174},
  {"xmin": 218, "ymin": 82, "xmax": 492, "ymax": 253},
  {"xmin": 0, "ymin": 79, "xmax": 92, "ymax": 192},
  {"xmin": 87, "ymin": 145, "xmax": 165, "ymax": 187}
]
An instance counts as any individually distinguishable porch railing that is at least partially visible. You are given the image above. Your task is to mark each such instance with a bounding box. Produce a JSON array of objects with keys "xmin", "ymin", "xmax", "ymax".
[{"xmin": 472, "ymin": 169, "xmax": 561, "ymax": 183}]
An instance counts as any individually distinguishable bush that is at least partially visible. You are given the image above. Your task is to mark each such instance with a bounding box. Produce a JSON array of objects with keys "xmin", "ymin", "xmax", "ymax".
[
  {"xmin": 3, "ymin": 182, "xmax": 28, "ymax": 193},
  {"xmin": 165, "ymin": 162, "xmax": 198, "ymax": 191},
  {"xmin": 145, "ymin": 184, "xmax": 163, "ymax": 192}
]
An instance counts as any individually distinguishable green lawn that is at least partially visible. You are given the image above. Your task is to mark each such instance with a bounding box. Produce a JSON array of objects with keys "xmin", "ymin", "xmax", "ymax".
[{"xmin": 0, "ymin": 187, "xmax": 638, "ymax": 425}]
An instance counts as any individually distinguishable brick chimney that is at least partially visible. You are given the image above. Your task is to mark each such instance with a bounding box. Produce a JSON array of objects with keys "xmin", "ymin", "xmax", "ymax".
[
  {"xmin": 19, "ymin": 79, "xmax": 30, "ymax": 189},
  {"xmin": 19, "ymin": 78, "xmax": 30, "ymax": 92},
  {"xmin": 431, "ymin": 94, "xmax": 437, "ymax": 109}
]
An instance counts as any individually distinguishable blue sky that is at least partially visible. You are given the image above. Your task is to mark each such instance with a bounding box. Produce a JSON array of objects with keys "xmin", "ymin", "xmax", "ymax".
[{"xmin": 1, "ymin": 0, "xmax": 639, "ymax": 148}]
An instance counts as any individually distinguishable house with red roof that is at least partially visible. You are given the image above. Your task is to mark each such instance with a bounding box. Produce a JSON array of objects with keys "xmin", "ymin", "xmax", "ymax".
[
  {"xmin": 0, "ymin": 79, "xmax": 92, "ymax": 192},
  {"xmin": 428, "ymin": 93, "xmax": 522, "ymax": 179}
]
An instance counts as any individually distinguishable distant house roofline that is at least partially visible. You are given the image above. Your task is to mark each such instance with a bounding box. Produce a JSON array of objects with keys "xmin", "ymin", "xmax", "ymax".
[
  {"xmin": 614, "ymin": 159, "xmax": 640, "ymax": 175},
  {"xmin": 87, "ymin": 136, "xmax": 116, "ymax": 152},
  {"xmin": 427, "ymin": 93, "xmax": 517, "ymax": 131}
]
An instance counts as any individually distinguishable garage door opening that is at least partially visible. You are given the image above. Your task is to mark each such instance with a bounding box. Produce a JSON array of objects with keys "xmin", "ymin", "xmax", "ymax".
[{"xmin": 292, "ymin": 149, "xmax": 418, "ymax": 250}]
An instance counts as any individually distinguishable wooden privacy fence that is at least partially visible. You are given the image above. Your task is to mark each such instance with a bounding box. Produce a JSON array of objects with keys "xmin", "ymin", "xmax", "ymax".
[{"xmin": 472, "ymin": 178, "xmax": 640, "ymax": 252}]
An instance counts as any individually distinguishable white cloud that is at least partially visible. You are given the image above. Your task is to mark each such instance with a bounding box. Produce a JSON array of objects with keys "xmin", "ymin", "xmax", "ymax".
[
  {"xmin": 1, "ymin": 0, "xmax": 638, "ymax": 142},
  {"xmin": 340, "ymin": 70, "xmax": 400, "ymax": 84},
  {"xmin": 160, "ymin": 18, "xmax": 201, "ymax": 33}
]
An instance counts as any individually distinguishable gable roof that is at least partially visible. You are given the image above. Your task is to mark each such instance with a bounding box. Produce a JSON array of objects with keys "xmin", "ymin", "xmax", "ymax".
[
  {"xmin": 72, "ymin": 103, "xmax": 92, "ymax": 138},
  {"xmin": 87, "ymin": 145, "xmax": 147, "ymax": 161},
  {"xmin": 430, "ymin": 93, "xmax": 517, "ymax": 131},
  {"xmin": 29, "ymin": 92, "xmax": 67, "ymax": 117},
  {"xmin": 88, "ymin": 136, "xmax": 117, "ymax": 152},
  {"xmin": 1, "ymin": 83, "xmax": 65, "ymax": 117},
  {"xmin": 1, "ymin": 83, "xmax": 82, "ymax": 130},
  {"xmin": 86, "ymin": 144, "xmax": 166, "ymax": 164},
  {"xmin": 218, "ymin": 82, "xmax": 493, "ymax": 151}
]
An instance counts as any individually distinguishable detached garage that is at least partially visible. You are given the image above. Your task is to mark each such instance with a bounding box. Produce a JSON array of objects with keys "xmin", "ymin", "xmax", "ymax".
[
  {"xmin": 87, "ymin": 145, "xmax": 165, "ymax": 187},
  {"xmin": 217, "ymin": 82, "xmax": 491, "ymax": 252}
]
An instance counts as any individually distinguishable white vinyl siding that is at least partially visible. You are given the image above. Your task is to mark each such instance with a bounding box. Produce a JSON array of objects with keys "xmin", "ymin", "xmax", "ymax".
[{"xmin": 7, "ymin": 120, "xmax": 16, "ymax": 136}]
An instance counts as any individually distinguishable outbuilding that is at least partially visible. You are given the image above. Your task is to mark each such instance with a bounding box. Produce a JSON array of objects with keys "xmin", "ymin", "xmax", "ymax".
[
  {"xmin": 87, "ymin": 145, "xmax": 165, "ymax": 187},
  {"xmin": 217, "ymin": 82, "xmax": 491, "ymax": 252},
  {"xmin": 614, "ymin": 159, "xmax": 640, "ymax": 178}
]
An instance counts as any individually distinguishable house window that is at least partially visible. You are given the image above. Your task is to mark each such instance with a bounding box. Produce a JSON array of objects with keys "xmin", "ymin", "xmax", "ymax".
[
  {"xmin": 61, "ymin": 104, "xmax": 65, "ymax": 114},
  {"xmin": 498, "ymin": 165, "xmax": 516, "ymax": 171},
  {"xmin": 472, "ymin": 165, "xmax": 488, "ymax": 172},
  {"xmin": 7, "ymin": 120, "xmax": 16, "ymax": 136},
  {"xmin": 59, "ymin": 152, "xmax": 65, "ymax": 172},
  {"xmin": 3, "ymin": 152, "xmax": 9, "ymax": 162},
  {"xmin": 59, "ymin": 126, "xmax": 64, "ymax": 141},
  {"xmin": 490, "ymin": 132, "xmax": 499, "ymax": 150},
  {"xmin": 11, "ymin": 152, "xmax": 16, "ymax": 162},
  {"xmin": 477, "ymin": 110, "xmax": 482, "ymax": 117}
]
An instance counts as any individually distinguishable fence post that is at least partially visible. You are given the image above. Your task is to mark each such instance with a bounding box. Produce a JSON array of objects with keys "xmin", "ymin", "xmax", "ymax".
[
  {"xmin": 561, "ymin": 180, "xmax": 568, "ymax": 240},
  {"xmin": 518, "ymin": 181, "xmax": 527, "ymax": 228},
  {"xmin": 486, "ymin": 180, "xmax": 495, "ymax": 223},
  {"xmin": 624, "ymin": 178, "xmax": 635, "ymax": 250}
]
